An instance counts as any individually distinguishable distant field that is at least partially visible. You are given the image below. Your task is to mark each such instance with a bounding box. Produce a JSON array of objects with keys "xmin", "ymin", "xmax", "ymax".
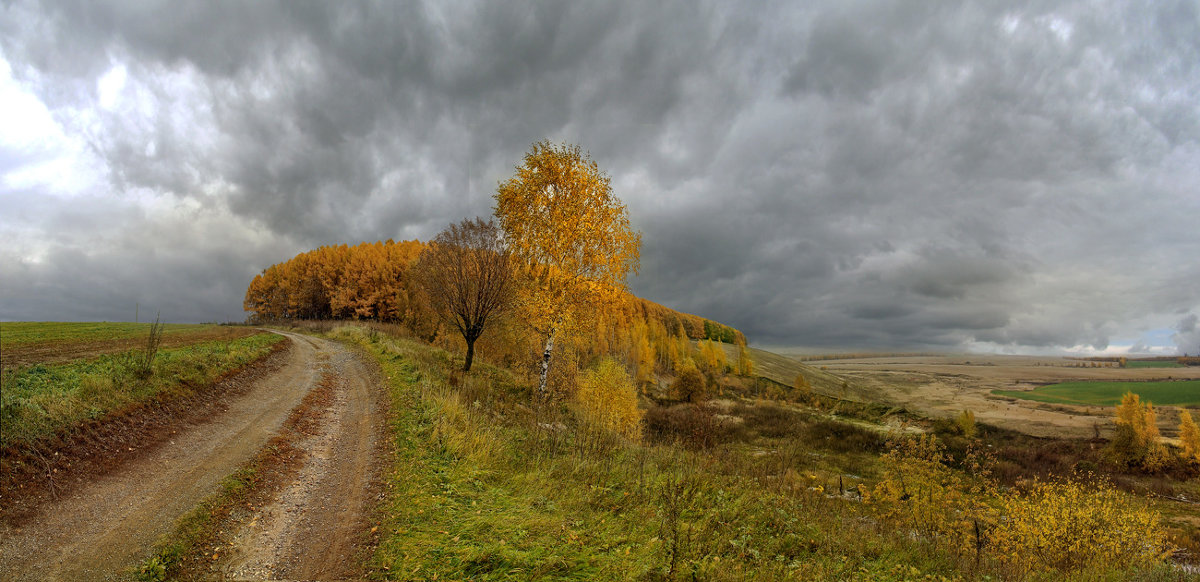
[
  {"xmin": 994, "ymin": 380, "xmax": 1200, "ymax": 407},
  {"xmin": 0, "ymin": 321, "xmax": 207, "ymax": 348},
  {"xmin": 0, "ymin": 322, "xmax": 258, "ymax": 369},
  {"xmin": 1126, "ymin": 360, "xmax": 1182, "ymax": 369}
]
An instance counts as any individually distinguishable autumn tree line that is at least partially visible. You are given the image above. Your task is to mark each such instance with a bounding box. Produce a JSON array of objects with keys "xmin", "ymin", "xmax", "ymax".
[{"xmin": 245, "ymin": 141, "xmax": 746, "ymax": 404}]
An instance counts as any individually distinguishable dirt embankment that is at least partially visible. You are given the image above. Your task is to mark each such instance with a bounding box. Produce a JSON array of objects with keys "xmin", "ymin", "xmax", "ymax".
[{"xmin": 0, "ymin": 332, "xmax": 386, "ymax": 581}]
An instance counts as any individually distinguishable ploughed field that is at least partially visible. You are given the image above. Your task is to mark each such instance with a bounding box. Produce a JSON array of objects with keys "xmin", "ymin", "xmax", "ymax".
[
  {"xmin": 0, "ymin": 322, "xmax": 260, "ymax": 369},
  {"xmin": 780, "ymin": 353, "xmax": 1200, "ymax": 439}
]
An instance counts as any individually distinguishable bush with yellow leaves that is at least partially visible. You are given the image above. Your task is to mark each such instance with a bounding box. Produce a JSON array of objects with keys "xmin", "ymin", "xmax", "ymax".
[
  {"xmin": 1106, "ymin": 392, "xmax": 1169, "ymax": 471},
  {"xmin": 872, "ymin": 434, "xmax": 989, "ymax": 553},
  {"xmin": 872, "ymin": 434, "xmax": 1170, "ymax": 579},
  {"xmin": 989, "ymin": 477, "xmax": 1169, "ymax": 578},
  {"xmin": 1179, "ymin": 408, "xmax": 1199, "ymax": 464},
  {"xmin": 574, "ymin": 357, "xmax": 643, "ymax": 441}
]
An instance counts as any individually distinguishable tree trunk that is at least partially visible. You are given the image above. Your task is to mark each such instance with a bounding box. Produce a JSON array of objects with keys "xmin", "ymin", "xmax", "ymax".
[
  {"xmin": 463, "ymin": 337, "xmax": 476, "ymax": 372},
  {"xmin": 537, "ymin": 330, "xmax": 556, "ymax": 395}
]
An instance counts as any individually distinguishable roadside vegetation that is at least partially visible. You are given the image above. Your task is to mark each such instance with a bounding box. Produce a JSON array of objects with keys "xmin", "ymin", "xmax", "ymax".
[{"xmin": 317, "ymin": 324, "xmax": 1187, "ymax": 581}]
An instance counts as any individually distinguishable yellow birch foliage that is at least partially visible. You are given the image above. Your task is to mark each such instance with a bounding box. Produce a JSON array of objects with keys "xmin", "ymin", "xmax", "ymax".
[
  {"xmin": 794, "ymin": 373, "xmax": 812, "ymax": 399},
  {"xmin": 575, "ymin": 358, "xmax": 643, "ymax": 441},
  {"xmin": 494, "ymin": 141, "xmax": 641, "ymax": 337},
  {"xmin": 736, "ymin": 337, "xmax": 754, "ymax": 377},
  {"xmin": 495, "ymin": 141, "xmax": 641, "ymax": 394},
  {"xmin": 872, "ymin": 435, "xmax": 985, "ymax": 552},
  {"xmin": 633, "ymin": 327, "xmax": 656, "ymax": 386},
  {"xmin": 698, "ymin": 339, "xmax": 725, "ymax": 373},
  {"xmin": 989, "ymin": 478, "xmax": 1168, "ymax": 578},
  {"xmin": 1115, "ymin": 392, "xmax": 1146, "ymax": 445},
  {"xmin": 1109, "ymin": 392, "xmax": 1170, "ymax": 470},
  {"xmin": 1180, "ymin": 409, "xmax": 1200, "ymax": 463}
]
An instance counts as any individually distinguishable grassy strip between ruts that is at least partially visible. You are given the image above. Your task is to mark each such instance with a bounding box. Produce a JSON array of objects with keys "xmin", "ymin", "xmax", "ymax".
[
  {"xmin": 993, "ymin": 380, "xmax": 1200, "ymax": 407},
  {"xmin": 0, "ymin": 332, "xmax": 283, "ymax": 450},
  {"xmin": 135, "ymin": 372, "xmax": 336, "ymax": 581}
]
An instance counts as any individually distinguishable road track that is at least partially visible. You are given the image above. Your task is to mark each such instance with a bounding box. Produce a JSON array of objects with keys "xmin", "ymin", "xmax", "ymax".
[{"xmin": 0, "ymin": 331, "xmax": 385, "ymax": 581}]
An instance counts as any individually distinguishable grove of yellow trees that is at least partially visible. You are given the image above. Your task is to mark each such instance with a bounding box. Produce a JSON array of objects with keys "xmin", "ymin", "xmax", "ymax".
[{"xmin": 244, "ymin": 241, "xmax": 746, "ymax": 390}]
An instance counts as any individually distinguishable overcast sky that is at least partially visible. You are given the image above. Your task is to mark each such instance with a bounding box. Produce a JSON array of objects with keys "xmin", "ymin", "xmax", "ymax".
[{"xmin": 2, "ymin": 1, "xmax": 1198, "ymax": 355}]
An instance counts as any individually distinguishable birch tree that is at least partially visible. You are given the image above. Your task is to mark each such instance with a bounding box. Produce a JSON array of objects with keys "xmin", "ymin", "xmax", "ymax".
[{"xmin": 495, "ymin": 141, "xmax": 641, "ymax": 395}]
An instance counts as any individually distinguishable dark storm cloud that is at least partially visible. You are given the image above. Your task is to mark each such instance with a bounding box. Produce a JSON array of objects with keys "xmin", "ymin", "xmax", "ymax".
[{"xmin": 2, "ymin": 0, "xmax": 1198, "ymax": 353}]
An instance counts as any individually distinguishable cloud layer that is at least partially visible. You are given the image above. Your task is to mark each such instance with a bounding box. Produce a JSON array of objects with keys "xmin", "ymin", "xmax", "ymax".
[{"xmin": 2, "ymin": 0, "xmax": 1198, "ymax": 353}]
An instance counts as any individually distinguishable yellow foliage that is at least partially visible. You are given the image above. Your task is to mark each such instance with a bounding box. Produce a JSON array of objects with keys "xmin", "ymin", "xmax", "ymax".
[
  {"xmin": 872, "ymin": 435, "xmax": 1171, "ymax": 578},
  {"xmin": 495, "ymin": 141, "xmax": 641, "ymax": 336},
  {"xmin": 495, "ymin": 141, "xmax": 641, "ymax": 394},
  {"xmin": 955, "ymin": 410, "xmax": 977, "ymax": 439},
  {"xmin": 698, "ymin": 339, "xmax": 726, "ymax": 373},
  {"xmin": 1109, "ymin": 391, "xmax": 1168, "ymax": 470},
  {"xmin": 575, "ymin": 358, "xmax": 643, "ymax": 441},
  {"xmin": 1115, "ymin": 392, "xmax": 1146, "ymax": 444},
  {"xmin": 1180, "ymin": 409, "xmax": 1200, "ymax": 463},
  {"xmin": 735, "ymin": 337, "xmax": 754, "ymax": 377},
  {"xmin": 872, "ymin": 435, "xmax": 985, "ymax": 551},
  {"xmin": 671, "ymin": 360, "xmax": 707, "ymax": 403},
  {"xmin": 990, "ymin": 478, "xmax": 1169, "ymax": 577},
  {"xmin": 793, "ymin": 373, "xmax": 811, "ymax": 398}
]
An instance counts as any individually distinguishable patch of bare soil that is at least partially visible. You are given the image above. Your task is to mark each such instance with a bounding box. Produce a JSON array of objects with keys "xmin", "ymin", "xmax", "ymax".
[
  {"xmin": 0, "ymin": 331, "xmax": 383, "ymax": 581},
  {"xmin": 0, "ymin": 326, "xmax": 260, "ymax": 370}
]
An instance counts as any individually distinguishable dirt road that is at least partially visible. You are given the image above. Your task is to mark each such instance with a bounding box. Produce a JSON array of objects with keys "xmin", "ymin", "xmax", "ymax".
[{"xmin": 0, "ymin": 331, "xmax": 385, "ymax": 581}]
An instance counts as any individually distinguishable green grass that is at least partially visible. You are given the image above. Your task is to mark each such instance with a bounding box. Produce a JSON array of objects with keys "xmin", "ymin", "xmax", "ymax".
[
  {"xmin": 334, "ymin": 328, "xmax": 977, "ymax": 581},
  {"xmin": 0, "ymin": 332, "xmax": 282, "ymax": 448},
  {"xmin": 1126, "ymin": 360, "xmax": 1182, "ymax": 369},
  {"xmin": 0, "ymin": 321, "xmax": 214, "ymax": 349},
  {"xmin": 994, "ymin": 380, "xmax": 1200, "ymax": 407}
]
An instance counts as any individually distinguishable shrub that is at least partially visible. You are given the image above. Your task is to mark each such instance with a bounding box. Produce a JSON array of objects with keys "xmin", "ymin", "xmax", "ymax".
[
  {"xmin": 990, "ymin": 477, "xmax": 1169, "ymax": 578},
  {"xmin": 1179, "ymin": 409, "xmax": 1200, "ymax": 464},
  {"xmin": 1106, "ymin": 392, "xmax": 1169, "ymax": 471},
  {"xmin": 872, "ymin": 434, "xmax": 985, "ymax": 551},
  {"xmin": 955, "ymin": 410, "xmax": 977, "ymax": 439},
  {"xmin": 644, "ymin": 404, "xmax": 719, "ymax": 449},
  {"xmin": 574, "ymin": 358, "xmax": 643, "ymax": 441},
  {"xmin": 670, "ymin": 362, "xmax": 707, "ymax": 403}
]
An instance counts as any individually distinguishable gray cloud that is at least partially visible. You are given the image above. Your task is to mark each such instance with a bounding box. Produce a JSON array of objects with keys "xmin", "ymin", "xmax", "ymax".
[{"xmin": 2, "ymin": 0, "xmax": 1198, "ymax": 353}]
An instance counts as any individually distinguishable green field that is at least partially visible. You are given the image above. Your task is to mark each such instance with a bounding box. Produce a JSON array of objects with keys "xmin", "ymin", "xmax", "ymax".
[
  {"xmin": 0, "ymin": 321, "xmax": 212, "ymax": 349},
  {"xmin": 1126, "ymin": 360, "xmax": 1182, "ymax": 369},
  {"xmin": 994, "ymin": 380, "xmax": 1200, "ymax": 407}
]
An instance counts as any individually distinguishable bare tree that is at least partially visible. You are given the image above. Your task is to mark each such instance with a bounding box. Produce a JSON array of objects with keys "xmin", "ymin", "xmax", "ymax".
[{"xmin": 414, "ymin": 218, "xmax": 512, "ymax": 372}]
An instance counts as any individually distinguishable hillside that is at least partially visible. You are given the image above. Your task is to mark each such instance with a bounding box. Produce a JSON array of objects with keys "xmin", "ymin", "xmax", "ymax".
[{"xmin": 719, "ymin": 344, "xmax": 878, "ymax": 403}]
